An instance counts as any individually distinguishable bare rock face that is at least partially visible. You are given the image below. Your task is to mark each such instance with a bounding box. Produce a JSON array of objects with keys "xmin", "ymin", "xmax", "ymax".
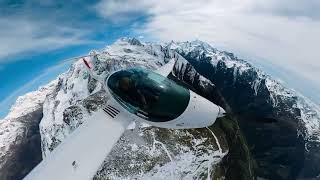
[
  {"xmin": 0, "ymin": 82, "xmax": 56, "ymax": 180},
  {"xmin": 0, "ymin": 108, "xmax": 43, "ymax": 180},
  {"xmin": 94, "ymin": 125, "xmax": 228, "ymax": 179}
]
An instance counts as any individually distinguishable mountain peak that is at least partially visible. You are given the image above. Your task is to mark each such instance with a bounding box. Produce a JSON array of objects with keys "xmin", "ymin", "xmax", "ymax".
[
  {"xmin": 166, "ymin": 39, "xmax": 216, "ymax": 54},
  {"xmin": 117, "ymin": 37, "xmax": 143, "ymax": 46}
]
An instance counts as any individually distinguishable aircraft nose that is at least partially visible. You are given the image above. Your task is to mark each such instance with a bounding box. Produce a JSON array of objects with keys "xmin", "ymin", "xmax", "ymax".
[{"xmin": 217, "ymin": 106, "xmax": 226, "ymax": 118}]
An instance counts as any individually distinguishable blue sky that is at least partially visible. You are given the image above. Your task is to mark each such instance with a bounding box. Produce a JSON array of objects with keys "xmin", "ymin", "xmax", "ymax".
[
  {"xmin": 0, "ymin": 0, "xmax": 149, "ymax": 118},
  {"xmin": 1, "ymin": 0, "xmax": 320, "ymax": 118}
]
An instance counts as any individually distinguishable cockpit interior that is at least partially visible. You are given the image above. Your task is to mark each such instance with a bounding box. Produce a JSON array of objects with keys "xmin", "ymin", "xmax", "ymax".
[{"xmin": 107, "ymin": 68, "xmax": 190, "ymax": 122}]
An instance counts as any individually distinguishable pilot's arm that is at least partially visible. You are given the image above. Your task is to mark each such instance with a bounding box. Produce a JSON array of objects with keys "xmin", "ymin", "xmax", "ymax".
[{"xmin": 137, "ymin": 89, "xmax": 147, "ymax": 108}]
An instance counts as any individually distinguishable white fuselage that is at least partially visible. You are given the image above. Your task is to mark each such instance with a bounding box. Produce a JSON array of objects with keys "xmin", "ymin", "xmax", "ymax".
[{"xmin": 105, "ymin": 77, "xmax": 225, "ymax": 129}]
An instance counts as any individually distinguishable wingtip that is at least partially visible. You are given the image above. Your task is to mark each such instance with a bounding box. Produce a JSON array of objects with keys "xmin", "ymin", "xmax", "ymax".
[{"xmin": 82, "ymin": 58, "xmax": 91, "ymax": 69}]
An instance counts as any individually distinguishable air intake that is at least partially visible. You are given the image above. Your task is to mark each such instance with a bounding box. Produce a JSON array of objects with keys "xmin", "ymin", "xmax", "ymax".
[{"xmin": 102, "ymin": 105, "xmax": 120, "ymax": 118}]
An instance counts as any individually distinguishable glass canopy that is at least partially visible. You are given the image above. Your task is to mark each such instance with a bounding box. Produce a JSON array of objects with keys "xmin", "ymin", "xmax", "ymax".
[{"xmin": 107, "ymin": 67, "xmax": 190, "ymax": 122}]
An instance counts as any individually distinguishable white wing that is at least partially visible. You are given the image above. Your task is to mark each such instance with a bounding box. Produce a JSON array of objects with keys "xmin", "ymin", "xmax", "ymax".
[
  {"xmin": 24, "ymin": 103, "xmax": 131, "ymax": 180},
  {"xmin": 155, "ymin": 59, "xmax": 175, "ymax": 77}
]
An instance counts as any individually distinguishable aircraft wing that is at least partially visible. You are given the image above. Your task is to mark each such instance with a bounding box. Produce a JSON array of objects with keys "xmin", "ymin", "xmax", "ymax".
[
  {"xmin": 155, "ymin": 59, "xmax": 175, "ymax": 77},
  {"xmin": 24, "ymin": 104, "xmax": 131, "ymax": 180}
]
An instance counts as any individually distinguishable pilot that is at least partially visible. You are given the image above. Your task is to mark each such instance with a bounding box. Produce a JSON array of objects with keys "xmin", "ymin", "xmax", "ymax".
[
  {"xmin": 119, "ymin": 76, "xmax": 147, "ymax": 108},
  {"xmin": 136, "ymin": 81, "xmax": 160, "ymax": 106},
  {"xmin": 119, "ymin": 77, "xmax": 130, "ymax": 92}
]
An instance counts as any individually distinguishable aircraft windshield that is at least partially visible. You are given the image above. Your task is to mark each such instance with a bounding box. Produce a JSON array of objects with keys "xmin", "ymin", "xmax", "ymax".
[{"xmin": 107, "ymin": 67, "xmax": 190, "ymax": 122}]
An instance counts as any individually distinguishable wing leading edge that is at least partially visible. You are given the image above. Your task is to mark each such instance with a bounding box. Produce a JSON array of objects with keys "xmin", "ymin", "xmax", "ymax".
[{"xmin": 24, "ymin": 108, "xmax": 131, "ymax": 180}]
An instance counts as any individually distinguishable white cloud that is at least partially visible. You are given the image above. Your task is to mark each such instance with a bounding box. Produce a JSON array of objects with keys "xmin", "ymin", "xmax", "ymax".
[
  {"xmin": 94, "ymin": 0, "xmax": 153, "ymax": 21},
  {"xmin": 112, "ymin": 0, "xmax": 320, "ymax": 93},
  {"xmin": 245, "ymin": 0, "xmax": 320, "ymax": 20},
  {"xmin": 0, "ymin": 17, "xmax": 95, "ymax": 61}
]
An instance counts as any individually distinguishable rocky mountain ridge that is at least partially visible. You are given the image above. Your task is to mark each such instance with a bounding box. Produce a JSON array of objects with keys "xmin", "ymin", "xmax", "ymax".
[
  {"xmin": 167, "ymin": 40, "xmax": 320, "ymax": 179},
  {"xmin": 0, "ymin": 81, "xmax": 57, "ymax": 180},
  {"xmin": 1, "ymin": 38, "xmax": 320, "ymax": 179},
  {"xmin": 167, "ymin": 40, "xmax": 320, "ymax": 142}
]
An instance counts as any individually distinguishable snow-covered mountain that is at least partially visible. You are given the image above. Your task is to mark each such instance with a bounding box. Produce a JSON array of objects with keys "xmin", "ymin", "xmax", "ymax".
[
  {"xmin": 168, "ymin": 40, "xmax": 320, "ymax": 142},
  {"xmin": 167, "ymin": 40, "xmax": 320, "ymax": 179},
  {"xmin": 1, "ymin": 38, "xmax": 320, "ymax": 180},
  {"xmin": 0, "ymin": 81, "xmax": 57, "ymax": 180},
  {"xmin": 39, "ymin": 38, "xmax": 230, "ymax": 179}
]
